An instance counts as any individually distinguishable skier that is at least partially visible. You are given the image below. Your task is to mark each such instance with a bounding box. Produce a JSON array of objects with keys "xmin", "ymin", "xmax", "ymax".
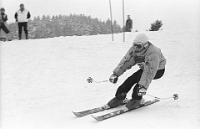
[
  {"xmin": 14, "ymin": 4, "xmax": 31, "ymax": 40},
  {"xmin": 108, "ymin": 33, "xmax": 166, "ymax": 110},
  {"xmin": 0, "ymin": 8, "xmax": 11, "ymax": 41}
]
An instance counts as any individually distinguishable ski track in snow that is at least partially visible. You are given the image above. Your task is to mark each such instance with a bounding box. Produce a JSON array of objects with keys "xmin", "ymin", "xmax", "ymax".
[{"xmin": 1, "ymin": 30, "xmax": 200, "ymax": 129}]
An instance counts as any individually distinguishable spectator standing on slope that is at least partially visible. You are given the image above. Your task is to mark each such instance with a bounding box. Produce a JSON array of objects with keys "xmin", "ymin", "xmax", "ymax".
[
  {"xmin": 0, "ymin": 8, "xmax": 11, "ymax": 41},
  {"xmin": 125, "ymin": 15, "xmax": 132, "ymax": 32},
  {"xmin": 15, "ymin": 4, "xmax": 31, "ymax": 40}
]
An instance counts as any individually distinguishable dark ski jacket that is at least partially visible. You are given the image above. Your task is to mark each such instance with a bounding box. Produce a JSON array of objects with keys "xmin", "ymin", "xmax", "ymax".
[
  {"xmin": 126, "ymin": 18, "xmax": 132, "ymax": 32},
  {"xmin": 0, "ymin": 13, "xmax": 8, "ymax": 22}
]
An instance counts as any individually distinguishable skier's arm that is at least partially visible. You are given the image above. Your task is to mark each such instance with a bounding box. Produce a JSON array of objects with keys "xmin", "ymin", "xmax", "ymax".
[
  {"xmin": 113, "ymin": 46, "xmax": 136, "ymax": 77},
  {"xmin": 138, "ymin": 53, "xmax": 160, "ymax": 89}
]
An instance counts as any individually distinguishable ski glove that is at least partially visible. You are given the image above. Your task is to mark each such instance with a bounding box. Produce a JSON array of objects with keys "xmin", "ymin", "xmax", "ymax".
[
  {"xmin": 137, "ymin": 62, "xmax": 145, "ymax": 69},
  {"xmin": 138, "ymin": 85, "xmax": 147, "ymax": 96},
  {"xmin": 109, "ymin": 74, "xmax": 118, "ymax": 84}
]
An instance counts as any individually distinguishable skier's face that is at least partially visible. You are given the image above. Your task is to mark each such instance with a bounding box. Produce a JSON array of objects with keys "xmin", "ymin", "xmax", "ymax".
[{"xmin": 133, "ymin": 42, "xmax": 144, "ymax": 52}]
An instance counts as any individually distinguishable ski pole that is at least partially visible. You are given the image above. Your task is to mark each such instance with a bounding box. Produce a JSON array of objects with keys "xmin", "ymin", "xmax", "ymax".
[
  {"xmin": 87, "ymin": 77, "xmax": 109, "ymax": 83},
  {"xmin": 146, "ymin": 93, "xmax": 179, "ymax": 100}
]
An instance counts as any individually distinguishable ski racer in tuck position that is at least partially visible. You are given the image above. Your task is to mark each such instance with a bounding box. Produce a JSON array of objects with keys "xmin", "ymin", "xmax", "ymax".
[{"xmin": 108, "ymin": 33, "xmax": 166, "ymax": 110}]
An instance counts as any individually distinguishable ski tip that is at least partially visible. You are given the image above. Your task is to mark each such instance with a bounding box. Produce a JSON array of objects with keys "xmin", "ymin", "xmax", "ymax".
[
  {"xmin": 72, "ymin": 111, "xmax": 78, "ymax": 116},
  {"xmin": 91, "ymin": 115, "xmax": 102, "ymax": 121},
  {"xmin": 72, "ymin": 111, "xmax": 83, "ymax": 117}
]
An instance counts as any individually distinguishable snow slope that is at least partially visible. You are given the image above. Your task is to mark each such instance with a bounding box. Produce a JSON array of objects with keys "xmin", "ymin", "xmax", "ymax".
[{"xmin": 1, "ymin": 29, "xmax": 200, "ymax": 129}]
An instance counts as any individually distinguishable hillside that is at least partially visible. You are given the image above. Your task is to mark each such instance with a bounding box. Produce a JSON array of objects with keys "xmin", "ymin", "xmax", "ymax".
[{"xmin": 1, "ymin": 30, "xmax": 200, "ymax": 129}]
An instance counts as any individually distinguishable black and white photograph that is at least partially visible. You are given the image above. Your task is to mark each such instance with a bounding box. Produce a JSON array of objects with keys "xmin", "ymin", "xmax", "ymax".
[{"xmin": 0, "ymin": 0, "xmax": 200, "ymax": 129}]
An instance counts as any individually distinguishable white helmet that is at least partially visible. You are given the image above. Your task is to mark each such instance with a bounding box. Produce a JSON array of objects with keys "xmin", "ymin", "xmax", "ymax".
[
  {"xmin": 133, "ymin": 33, "xmax": 149, "ymax": 45},
  {"xmin": 133, "ymin": 33, "xmax": 149, "ymax": 52}
]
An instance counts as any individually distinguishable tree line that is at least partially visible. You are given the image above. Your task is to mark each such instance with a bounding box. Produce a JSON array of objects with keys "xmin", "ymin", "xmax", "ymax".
[{"xmin": 6, "ymin": 14, "xmax": 123, "ymax": 39}]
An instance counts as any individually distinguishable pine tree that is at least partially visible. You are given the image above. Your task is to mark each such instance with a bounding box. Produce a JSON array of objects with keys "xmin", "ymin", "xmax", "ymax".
[
  {"xmin": 6, "ymin": 14, "xmax": 122, "ymax": 39},
  {"xmin": 149, "ymin": 20, "xmax": 163, "ymax": 31}
]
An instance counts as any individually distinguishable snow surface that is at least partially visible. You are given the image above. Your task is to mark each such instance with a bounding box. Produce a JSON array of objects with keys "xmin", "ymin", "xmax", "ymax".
[{"xmin": 1, "ymin": 29, "xmax": 200, "ymax": 129}]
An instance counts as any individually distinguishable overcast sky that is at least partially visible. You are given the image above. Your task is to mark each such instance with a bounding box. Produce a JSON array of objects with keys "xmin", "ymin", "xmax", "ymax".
[{"xmin": 1, "ymin": 0, "xmax": 200, "ymax": 31}]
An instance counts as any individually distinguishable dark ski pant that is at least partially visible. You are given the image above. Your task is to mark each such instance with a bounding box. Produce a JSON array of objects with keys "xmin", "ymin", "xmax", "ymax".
[
  {"xmin": 18, "ymin": 22, "xmax": 28, "ymax": 39},
  {"xmin": 0, "ymin": 23, "xmax": 10, "ymax": 34},
  {"xmin": 115, "ymin": 68, "xmax": 165, "ymax": 100}
]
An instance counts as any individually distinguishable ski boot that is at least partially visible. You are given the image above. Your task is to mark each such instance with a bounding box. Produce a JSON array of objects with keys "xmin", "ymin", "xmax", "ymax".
[
  {"xmin": 107, "ymin": 93, "xmax": 126, "ymax": 108},
  {"xmin": 125, "ymin": 98, "xmax": 145, "ymax": 110}
]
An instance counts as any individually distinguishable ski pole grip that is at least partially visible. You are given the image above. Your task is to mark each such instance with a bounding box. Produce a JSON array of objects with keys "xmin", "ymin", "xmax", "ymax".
[
  {"xmin": 173, "ymin": 94, "xmax": 179, "ymax": 100},
  {"xmin": 87, "ymin": 77, "xmax": 93, "ymax": 83}
]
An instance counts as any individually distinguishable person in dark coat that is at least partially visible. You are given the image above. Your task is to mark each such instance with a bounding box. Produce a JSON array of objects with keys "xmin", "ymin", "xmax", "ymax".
[
  {"xmin": 125, "ymin": 15, "xmax": 132, "ymax": 32},
  {"xmin": 0, "ymin": 8, "xmax": 11, "ymax": 40},
  {"xmin": 15, "ymin": 4, "xmax": 31, "ymax": 40}
]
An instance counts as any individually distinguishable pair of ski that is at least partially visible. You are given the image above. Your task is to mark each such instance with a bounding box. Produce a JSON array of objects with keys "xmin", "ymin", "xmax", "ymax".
[{"xmin": 72, "ymin": 98, "xmax": 160, "ymax": 121}]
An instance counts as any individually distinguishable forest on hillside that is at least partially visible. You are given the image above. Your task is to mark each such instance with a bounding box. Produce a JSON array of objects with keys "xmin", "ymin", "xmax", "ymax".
[{"xmin": 5, "ymin": 14, "xmax": 122, "ymax": 39}]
